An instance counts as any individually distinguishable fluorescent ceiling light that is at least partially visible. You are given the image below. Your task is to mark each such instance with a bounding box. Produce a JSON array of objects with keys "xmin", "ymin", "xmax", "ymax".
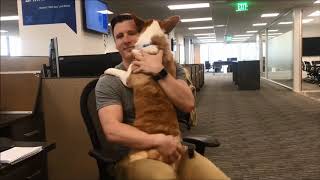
[
  {"xmin": 268, "ymin": 33, "xmax": 283, "ymax": 35},
  {"xmin": 253, "ymin": 23, "xmax": 267, "ymax": 26},
  {"xmin": 215, "ymin": 25, "xmax": 226, "ymax": 27},
  {"xmin": 232, "ymin": 39, "xmax": 247, "ymax": 42},
  {"xmin": 278, "ymin": 21, "xmax": 293, "ymax": 25},
  {"xmin": 198, "ymin": 40, "xmax": 217, "ymax": 42},
  {"xmin": 0, "ymin": 30, "xmax": 8, "ymax": 33},
  {"xmin": 97, "ymin": 10, "xmax": 113, "ymax": 14},
  {"xmin": 268, "ymin": 29, "xmax": 279, "ymax": 32},
  {"xmin": 0, "ymin": 15, "xmax": 19, "ymax": 21},
  {"xmin": 197, "ymin": 37, "xmax": 216, "ymax": 39},
  {"xmin": 303, "ymin": 18, "xmax": 314, "ymax": 24},
  {"xmin": 188, "ymin": 26, "xmax": 214, "ymax": 30},
  {"xmin": 181, "ymin": 17, "xmax": 212, "ymax": 22},
  {"xmin": 194, "ymin": 33, "xmax": 215, "ymax": 36},
  {"xmin": 314, "ymin": 0, "xmax": 320, "ymax": 4},
  {"xmin": 199, "ymin": 40, "xmax": 222, "ymax": 44},
  {"xmin": 308, "ymin": 10, "xmax": 320, "ymax": 17},
  {"xmin": 199, "ymin": 39, "xmax": 217, "ymax": 41},
  {"xmin": 234, "ymin": 34, "xmax": 253, "ymax": 37},
  {"xmin": 261, "ymin": 13, "xmax": 279, "ymax": 18},
  {"xmin": 246, "ymin": 30, "xmax": 258, "ymax": 33},
  {"xmin": 168, "ymin": 3, "xmax": 209, "ymax": 10},
  {"xmin": 232, "ymin": 37, "xmax": 249, "ymax": 40}
]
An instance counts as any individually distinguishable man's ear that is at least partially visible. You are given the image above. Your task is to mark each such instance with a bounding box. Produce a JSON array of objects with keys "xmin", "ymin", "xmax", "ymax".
[
  {"xmin": 159, "ymin": 16, "xmax": 180, "ymax": 34},
  {"xmin": 132, "ymin": 14, "xmax": 145, "ymax": 32}
]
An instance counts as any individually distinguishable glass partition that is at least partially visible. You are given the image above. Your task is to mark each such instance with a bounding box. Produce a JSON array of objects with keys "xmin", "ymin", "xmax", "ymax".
[
  {"xmin": 266, "ymin": 11, "xmax": 294, "ymax": 88},
  {"xmin": 301, "ymin": 6, "xmax": 320, "ymax": 91}
]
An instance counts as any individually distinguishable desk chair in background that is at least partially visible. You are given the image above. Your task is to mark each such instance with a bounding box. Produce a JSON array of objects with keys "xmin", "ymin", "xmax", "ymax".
[
  {"xmin": 205, "ymin": 61, "xmax": 211, "ymax": 72},
  {"xmin": 80, "ymin": 79, "xmax": 220, "ymax": 180}
]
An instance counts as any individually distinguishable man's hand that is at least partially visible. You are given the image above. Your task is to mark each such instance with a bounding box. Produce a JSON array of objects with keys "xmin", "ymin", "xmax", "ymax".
[
  {"xmin": 132, "ymin": 50, "xmax": 164, "ymax": 76},
  {"xmin": 152, "ymin": 134, "xmax": 184, "ymax": 164}
]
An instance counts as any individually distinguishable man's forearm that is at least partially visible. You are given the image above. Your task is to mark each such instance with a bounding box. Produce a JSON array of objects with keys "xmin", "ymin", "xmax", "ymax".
[
  {"xmin": 158, "ymin": 74, "xmax": 195, "ymax": 112},
  {"xmin": 105, "ymin": 121, "xmax": 158, "ymax": 150}
]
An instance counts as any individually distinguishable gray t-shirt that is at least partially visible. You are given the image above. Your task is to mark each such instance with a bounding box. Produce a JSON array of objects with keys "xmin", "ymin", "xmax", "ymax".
[
  {"xmin": 96, "ymin": 63, "xmax": 186, "ymax": 119},
  {"xmin": 95, "ymin": 62, "xmax": 186, "ymax": 160}
]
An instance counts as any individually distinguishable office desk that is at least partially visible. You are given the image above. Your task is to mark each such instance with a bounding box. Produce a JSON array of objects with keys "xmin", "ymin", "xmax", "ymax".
[
  {"xmin": 0, "ymin": 114, "xmax": 31, "ymax": 128},
  {"xmin": 0, "ymin": 141, "xmax": 55, "ymax": 180},
  {"xmin": 0, "ymin": 113, "xmax": 45, "ymax": 142}
]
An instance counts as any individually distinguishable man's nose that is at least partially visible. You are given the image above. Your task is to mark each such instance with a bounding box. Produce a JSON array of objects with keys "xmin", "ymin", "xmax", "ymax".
[{"xmin": 123, "ymin": 34, "xmax": 132, "ymax": 43}]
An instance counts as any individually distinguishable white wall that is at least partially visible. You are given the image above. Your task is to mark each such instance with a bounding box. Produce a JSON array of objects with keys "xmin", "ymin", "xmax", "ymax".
[
  {"xmin": 303, "ymin": 24, "xmax": 320, "ymax": 38},
  {"xmin": 17, "ymin": 0, "xmax": 116, "ymax": 56}
]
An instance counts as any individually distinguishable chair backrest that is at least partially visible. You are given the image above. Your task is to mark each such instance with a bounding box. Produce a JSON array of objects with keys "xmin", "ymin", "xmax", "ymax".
[
  {"xmin": 205, "ymin": 61, "xmax": 211, "ymax": 69},
  {"xmin": 80, "ymin": 79, "xmax": 119, "ymax": 160}
]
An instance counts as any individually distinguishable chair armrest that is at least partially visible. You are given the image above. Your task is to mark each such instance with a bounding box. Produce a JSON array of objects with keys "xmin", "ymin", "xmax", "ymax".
[
  {"xmin": 88, "ymin": 149, "xmax": 117, "ymax": 164},
  {"xmin": 183, "ymin": 135, "xmax": 220, "ymax": 147}
]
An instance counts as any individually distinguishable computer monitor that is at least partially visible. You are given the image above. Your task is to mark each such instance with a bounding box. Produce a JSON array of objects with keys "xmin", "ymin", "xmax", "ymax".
[{"xmin": 58, "ymin": 52, "xmax": 122, "ymax": 77}]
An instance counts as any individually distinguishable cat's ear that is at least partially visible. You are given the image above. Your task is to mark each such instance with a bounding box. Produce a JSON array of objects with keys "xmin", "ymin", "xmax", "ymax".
[
  {"xmin": 159, "ymin": 16, "xmax": 180, "ymax": 34},
  {"xmin": 131, "ymin": 14, "xmax": 145, "ymax": 33}
]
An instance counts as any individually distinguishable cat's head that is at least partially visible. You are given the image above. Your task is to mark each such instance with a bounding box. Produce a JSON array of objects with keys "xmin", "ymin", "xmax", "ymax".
[{"xmin": 132, "ymin": 15, "xmax": 180, "ymax": 52}]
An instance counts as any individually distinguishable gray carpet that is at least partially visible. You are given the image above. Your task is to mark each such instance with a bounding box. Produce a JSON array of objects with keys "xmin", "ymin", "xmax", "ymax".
[
  {"xmin": 189, "ymin": 73, "xmax": 320, "ymax": 180},
  {"xmin": 305, "ymin": 92, "xmax": 320, "ymax": 102}
]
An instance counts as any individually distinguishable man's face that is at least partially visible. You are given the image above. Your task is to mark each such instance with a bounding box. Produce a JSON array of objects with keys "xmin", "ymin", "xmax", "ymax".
[{"xmin": 113, "ymin": 19, "xmax": 139, "ymax": 61}]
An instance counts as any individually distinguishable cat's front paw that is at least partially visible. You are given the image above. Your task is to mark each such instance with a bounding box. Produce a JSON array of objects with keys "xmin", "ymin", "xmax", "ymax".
[
  {"xmin": 104, "ymin": 68, "xmax": 114, "ymax": 75},
  {"xmin": 132, "ymin": 49, "xmax": 142, "ymax": 56},
  {"xmin": 143, "ymin": 45, "xmax": 159, "ymax": 55}
]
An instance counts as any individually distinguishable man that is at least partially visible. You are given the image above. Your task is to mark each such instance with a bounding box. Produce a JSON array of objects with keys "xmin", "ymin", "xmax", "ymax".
[{"xmin": 95, "ymin": 14, "xmax": 229, "ymax": 180}]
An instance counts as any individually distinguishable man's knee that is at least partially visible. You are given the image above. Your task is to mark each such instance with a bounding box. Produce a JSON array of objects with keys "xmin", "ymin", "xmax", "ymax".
[
  {"xmin": 119, "ymin": 159, "xmax": 177, "ymax": 180},
  {"xmin": 178, "ymin": 152, "xmax": 230, "ymax": 180}
]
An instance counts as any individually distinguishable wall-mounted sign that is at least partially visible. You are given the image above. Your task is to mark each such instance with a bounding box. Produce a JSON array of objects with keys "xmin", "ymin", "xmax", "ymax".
[
  {"xmin": 236, "ymin": 2, "xmax": 249, "ymax": 12},
  {"xmin": 225, "ymin": 35, "xmax": 233, "ymax": 42},
  {"xmin": 22, "ymin": 0, "xmax": 77, "ymax": 33}
]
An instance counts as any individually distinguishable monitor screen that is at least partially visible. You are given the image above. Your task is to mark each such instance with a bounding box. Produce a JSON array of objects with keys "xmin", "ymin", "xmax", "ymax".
[
  {"xmin": 303, "ymin": 37, "xmax": 320, "ymax": 56},
  {"xmin": 58, "ymin": 53, "xmax": 122, "ymax": 77},
  {"xmin": 83, "ymin": 0, "xmax": 109, "ymax": 34}
]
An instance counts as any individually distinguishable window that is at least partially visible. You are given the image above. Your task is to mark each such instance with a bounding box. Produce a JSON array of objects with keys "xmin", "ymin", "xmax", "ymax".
[
  {"xmin": 1, "ymin": 36, "xmax": 9, "ymax": 56},
  {"xmin": 0, "ymin": 36, "xmax": 21, "ymax": 56},
  {"xmin": 200, "ymin": 42, "xmax": 259, "ymax": 63}
]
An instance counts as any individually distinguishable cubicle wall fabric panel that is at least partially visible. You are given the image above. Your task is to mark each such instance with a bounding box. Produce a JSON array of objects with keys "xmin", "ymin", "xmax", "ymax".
[
  {"xmin": 0, "ymin": 74, "xmax": 40, "ymax": 111},
  {"xmin": 0, "ymin": 56, "xmax": 48, "ymax": 72},
  {"xmin": 42, "ymin": 78, "xmax": 98, "ymax": 180}
]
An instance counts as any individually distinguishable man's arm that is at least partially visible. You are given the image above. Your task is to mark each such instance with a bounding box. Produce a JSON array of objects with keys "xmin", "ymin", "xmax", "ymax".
[
  {"xmin": 132, "ymin": 50, "xmax": 195, "ymax": 112},
  {"xmin": 157, "ymin": 75, "xmax": 194, "ymax": 112},
  {"xmin": 98, "ymin": 104, "xmax": 183, "ymax": 163}
]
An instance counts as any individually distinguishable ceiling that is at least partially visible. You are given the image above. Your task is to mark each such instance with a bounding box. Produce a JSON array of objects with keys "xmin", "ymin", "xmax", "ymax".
[{"xmin": 1, "ymin": 0, "xmax": 319, "ymax": 43}]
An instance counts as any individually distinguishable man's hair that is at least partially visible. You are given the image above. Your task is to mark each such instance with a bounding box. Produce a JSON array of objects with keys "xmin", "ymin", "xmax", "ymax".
[{"xmin": 110, "ymin": 14, "xmax": 133, "ymax": 35}]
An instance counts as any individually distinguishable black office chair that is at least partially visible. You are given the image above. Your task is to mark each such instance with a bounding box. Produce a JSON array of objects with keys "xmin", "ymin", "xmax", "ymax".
[
  {"xmin": 80, "ymin": 79, "xmax": 220, "ymax": 180},
  {"xmin": 205, "ymin": 61, "xmax": 211, "ymax": 72}
]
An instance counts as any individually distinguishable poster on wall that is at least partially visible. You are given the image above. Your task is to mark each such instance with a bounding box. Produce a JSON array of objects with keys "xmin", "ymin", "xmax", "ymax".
[{"xmin": 22, "ymin": 0, "xmax": 77, "ymax": 33}]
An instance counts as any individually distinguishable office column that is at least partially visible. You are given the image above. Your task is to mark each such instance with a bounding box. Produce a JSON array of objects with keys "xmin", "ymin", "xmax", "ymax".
[
  {"xmin": 265, "ymin": 29, "xmax": 269, "ymax": 79},
  {"xmin": 194, "ymin": 44, "xmax": 201, "ymax": 64},
  {"xmin": 184, "ymin": 37, "xmax": 191, "ymax": 64},
  {"xmin": 293, "ymin": 8, "xmax": 302, "ymax": 92},
  {"xmin": 258, "ymin": 33, "xmax": 263, "ymax": 77}
]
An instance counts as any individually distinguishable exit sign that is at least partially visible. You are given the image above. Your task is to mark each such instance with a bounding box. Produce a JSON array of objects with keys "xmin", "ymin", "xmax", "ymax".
[
  {"xmin": 225, "ymin": 35, "xmax": 233, "ymax": 42},
  {"xmin": 236, "ymin": 2, "xmax": 249, "ymax": 12}
]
